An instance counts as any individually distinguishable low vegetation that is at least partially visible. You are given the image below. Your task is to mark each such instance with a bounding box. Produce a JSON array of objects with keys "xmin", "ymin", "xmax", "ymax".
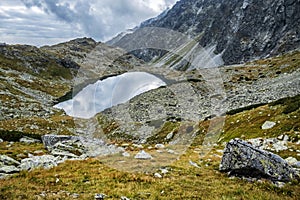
[{"xmin": 1, "ymin": 93, "xmax": 299, "ymax": 199}]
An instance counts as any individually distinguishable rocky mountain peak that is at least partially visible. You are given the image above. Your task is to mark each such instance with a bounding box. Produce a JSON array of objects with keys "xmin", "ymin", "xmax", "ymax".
[{"xmin": 111, "ymin": 0, "xmax": 300, "ymax": 66}]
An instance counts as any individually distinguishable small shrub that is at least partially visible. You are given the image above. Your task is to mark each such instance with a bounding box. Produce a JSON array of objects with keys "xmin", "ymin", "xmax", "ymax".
[{"xmin": 0, "ymin": 130, "xmax": 41, "ymax": 142}]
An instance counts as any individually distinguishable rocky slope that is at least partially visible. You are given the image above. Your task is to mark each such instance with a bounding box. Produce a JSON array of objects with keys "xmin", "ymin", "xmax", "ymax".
[{"xmin": 110, "ymin": 0, "xmax": 300, "ymax": 66}]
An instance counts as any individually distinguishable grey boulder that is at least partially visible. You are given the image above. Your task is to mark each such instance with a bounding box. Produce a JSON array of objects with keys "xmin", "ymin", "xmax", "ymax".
[{"xmin": 220, "ymin": 139, "xmax": 299, "ymax": 182}]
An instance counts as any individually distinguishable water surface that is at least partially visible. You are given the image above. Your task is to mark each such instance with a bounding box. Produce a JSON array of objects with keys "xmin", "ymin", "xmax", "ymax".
[{"xmin": 54, "ymin": 72, "xmax": 166, "ymax": 119}]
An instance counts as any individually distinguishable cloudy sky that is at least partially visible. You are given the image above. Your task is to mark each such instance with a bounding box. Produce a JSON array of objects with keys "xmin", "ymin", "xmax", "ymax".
[{"xmin": 0, "ymin": 0, "xmax": 177, "ymax": 46}]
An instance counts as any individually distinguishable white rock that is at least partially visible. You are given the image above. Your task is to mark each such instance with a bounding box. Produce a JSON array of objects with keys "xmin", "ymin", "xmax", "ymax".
[
  {"xmin": 261, "ymin": 121, "xmax": 276, "ymax": 130},
  {"xmin": 134, "ymin": 150, "xmax": 153, "ymax": 160},
  {"xmin": 0, "ymin": 138, "xmax": 3, "ymax": 143},
  {"xmin": 121, "ymin": 196, "xmax": 130, "ymax": 200},
  {"xmin": 94, "ymin": 193, "xmax": 106, "ymax": 199},
  {"xmin": 166, "ymin": 132, "xmax": 174, "ymax": 140},
  {"xmin": 167, "ymin": 149, "xmax": 176, "ymax": 154},
  {"xmin": 160, "ymin": 168, "xmax": 169, "ymax": 174},
  {"xmin": 122, "ymin": 152, "xmax": 131, "ymax": 157},
  {"xmin": 277, "ymin": 135, "xmax": 284, "ymax": 140},
  {"xmin": 155, "ymin": 144, "xmax": 165, "ymax": 149},
  {"xmin": 132, "ymin": 144, "xmax": 144, "ymax": 149},
  {"xmin": 285, "ymin": 157, "xmax": 298, "ymax": 166},
  {"xmin": 154, "ymin": 173, "xmax": 162, "ymax": 178},
  {"xmin": 283, "ymin": 135, "xmax": 289, "ymax": 142},
  {"xmin": 275, "ymin": 182, "xmax": 285, "ymax": 188},
  {"xmin": 189, "ymin": 160, "xmax": 201, "ymax": 168}
]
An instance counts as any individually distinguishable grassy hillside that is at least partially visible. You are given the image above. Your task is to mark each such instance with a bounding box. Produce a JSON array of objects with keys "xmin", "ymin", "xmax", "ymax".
[{"xmin": 1, "ymin": 93, "xmax": 299, "ymax": 199}]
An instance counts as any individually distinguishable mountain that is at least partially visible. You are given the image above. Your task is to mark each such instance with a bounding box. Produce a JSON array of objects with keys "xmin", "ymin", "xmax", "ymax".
[{"xmin": 110, "ymin": 0, "xmax": 300, "ymax": 66}]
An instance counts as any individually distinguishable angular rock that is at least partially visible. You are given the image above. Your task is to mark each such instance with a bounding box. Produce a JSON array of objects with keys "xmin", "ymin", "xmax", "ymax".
[
  {"xmin": 134, "ymin": 150, "xmax": 153, "ymax": 160},
  {"xmin": 220, "ymin": 138, "xmax": 299, "ymax": 182},
  {"xmin": 0, "ymin": 165, "xmax": 20, "ymax": 174},
  {"xmin": 261, "ymin": 121, "xmax": 276, "ymax": 130},
  {"xmin": 20, "ymin": 136, "xmax": 41, "ymax": 144},
  {"xmin": 20, "ymin": 155, "xmax": 57, "ymax": 171},
  {"xmin": 0, "ymin": 155, "xmax": 20, "ymax": 166},
  {"xmin": 42, "ymin": 135, "xmax": 80, "ymax": 150}
]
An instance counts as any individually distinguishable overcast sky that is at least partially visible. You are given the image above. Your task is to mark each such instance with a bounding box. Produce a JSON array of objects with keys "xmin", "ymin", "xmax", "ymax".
[{"xmin": 0, "ymin": 0, "xmax": 177, "ymax": 46}]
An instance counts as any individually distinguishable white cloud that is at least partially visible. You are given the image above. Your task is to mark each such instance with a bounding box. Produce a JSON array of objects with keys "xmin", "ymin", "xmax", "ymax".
[{"xmin": 0, "ymin": 0, "xmax": 178, "ymax": 46}]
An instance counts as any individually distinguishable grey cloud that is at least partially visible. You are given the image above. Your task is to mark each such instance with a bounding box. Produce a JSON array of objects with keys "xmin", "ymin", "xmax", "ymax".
[
  {"xmin": 20, "ymin": 0, "xmax": 178, "ymax": 40},
  {"xmin": 1, "ymin": 0, "xmax": 178, "ymax": 45},
  {"xmin": 21, "ymin": 0, "xmax": 76, "ymax": 22}
]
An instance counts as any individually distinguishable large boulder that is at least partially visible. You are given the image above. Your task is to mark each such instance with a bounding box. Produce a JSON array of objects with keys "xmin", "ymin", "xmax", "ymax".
[{"xmin": 220, "ymin": 138, "xmax": 299, "ymax": 182}]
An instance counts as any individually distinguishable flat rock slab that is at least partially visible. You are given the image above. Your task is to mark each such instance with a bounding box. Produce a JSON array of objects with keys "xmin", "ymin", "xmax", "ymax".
[{"xmin": 220, "ymin": 138, "xmax": 299, "ymax": 182}]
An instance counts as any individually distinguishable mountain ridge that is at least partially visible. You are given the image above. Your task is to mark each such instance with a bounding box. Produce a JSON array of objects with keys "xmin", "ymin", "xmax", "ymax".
[{"xmin": 109, "ymin": 0, "xmax": 300, "ymax": 65}]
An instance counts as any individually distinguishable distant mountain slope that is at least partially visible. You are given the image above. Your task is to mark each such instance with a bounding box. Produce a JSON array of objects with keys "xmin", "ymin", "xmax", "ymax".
[{"xmin": 110, "ymin": 0, "xmax": 300, "ymax": 66}]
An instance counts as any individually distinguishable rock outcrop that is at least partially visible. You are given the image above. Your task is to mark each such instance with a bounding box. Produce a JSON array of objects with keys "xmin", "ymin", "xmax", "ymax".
[
  {"xmin": 42, "ymin": 134, "xmax": 123, "ymax": 158},
  {"xmin": 220, "ymin": 138, "xmax": 299, "ymax": 182}
]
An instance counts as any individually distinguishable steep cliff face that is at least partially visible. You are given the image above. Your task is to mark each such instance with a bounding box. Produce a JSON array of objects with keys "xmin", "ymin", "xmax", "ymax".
[{"xmin": 112, "ymin": 0, "xmax": 300, "ymax": 65}]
